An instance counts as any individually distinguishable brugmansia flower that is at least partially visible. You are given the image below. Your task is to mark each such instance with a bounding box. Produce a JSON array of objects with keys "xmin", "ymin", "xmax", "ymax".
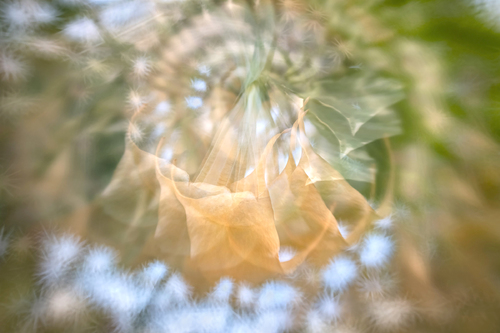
[
  {"xmin": 155, "ymin": 102, "xmax": 375, "ymax": 282},
  {"xmin": 96, "ymin": 0, "xmax": 402, "ymax": 285}
]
